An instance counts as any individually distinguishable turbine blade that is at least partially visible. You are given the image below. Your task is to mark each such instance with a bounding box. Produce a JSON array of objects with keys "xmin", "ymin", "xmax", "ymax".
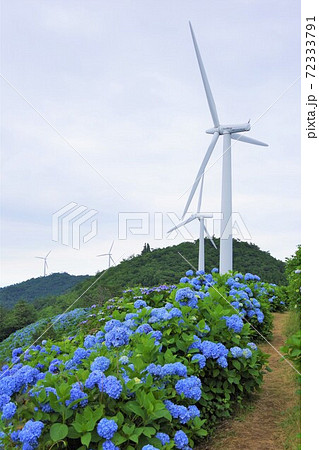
[
  {"xmin": 231, "ymin": 133, "xmax": 268, "ymax": 147},
  {"xmin": 35, "ymin": 256, "xmax": 45, "ymax": 259},
  {"xmin": 167, "ymin": 215, "xmax": 196, "ymax": 234},
  {"xmin": 196, "ymin": 173, "xmax": 205, "ymax": 213},
  {"xmin": 110, "ymin": 256, "xmax": 116, "ymax": 265},
  {"xmin": 109, "ymin": 240, "xmax": 114, "ymax": 253},
  {"xmin": 97, "ymin": 254, "xmax": 108, "ymax": 257},
  {"xmin": 45, "ymin": 250, "xmax": 52, "ymax": 258},
  {"xmin": 189, "ymin": 22, "xmax": 220, "ymax": 127},
  {"xmin": 182, "ymin": 132, "xmax": 219, "ymax": 218},
  {"xmin": 203, "ymin": 223, "xmax": 217, "ymax": 249}
]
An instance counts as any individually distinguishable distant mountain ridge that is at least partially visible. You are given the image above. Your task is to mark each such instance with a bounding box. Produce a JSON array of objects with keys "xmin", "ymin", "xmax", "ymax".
[{"xmin": 0, "ymin": 273, "xmax": 90, "ymax": 309}]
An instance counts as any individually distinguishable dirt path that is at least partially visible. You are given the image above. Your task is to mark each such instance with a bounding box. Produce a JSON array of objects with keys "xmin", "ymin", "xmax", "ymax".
[{"xmin": 198, "ymin": 312, "xmax": 298, "ymax": 450}]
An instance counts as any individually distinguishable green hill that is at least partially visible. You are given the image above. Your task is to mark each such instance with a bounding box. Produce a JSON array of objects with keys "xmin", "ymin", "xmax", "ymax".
[
  {"xmin": 35, "ymin": 238, "xmax": 286, "ymax": 319},
  {"xmin": 0, "ymin": 239, "xmax": 286, "ymax": 343},
  {"xmin": 0, "ymin": 272, "xmax": 89, "ymax": 309}
]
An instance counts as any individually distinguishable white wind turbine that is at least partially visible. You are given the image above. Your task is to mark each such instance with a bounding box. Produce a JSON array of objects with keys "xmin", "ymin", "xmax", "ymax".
[
  {"xmin": 97, "ymin": 241, "xmax": 115, "ymax": 269},
  {"xmin": 183, "ymin": 22, "xmax": 268, "ymax": 274},
  {"xmin": 168, "ymin": 174, "xmax": 217, "ymax": 272},
  {"xmin": 35, "ymin": 250, "xmax": 51, "ymax": 277}
]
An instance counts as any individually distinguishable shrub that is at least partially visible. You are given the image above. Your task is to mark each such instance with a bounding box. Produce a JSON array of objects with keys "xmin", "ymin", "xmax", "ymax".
[{"xmin": 0, "ymin": 270, "xmax": 271, "ymax": 449}]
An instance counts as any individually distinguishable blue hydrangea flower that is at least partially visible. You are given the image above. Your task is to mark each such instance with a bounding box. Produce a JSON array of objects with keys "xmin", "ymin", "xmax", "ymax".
[
  {"xmin": 1, "ymin": 401, "xmax": 16, "ymax": 420},
  {"xmin": 151, "ymin": 330, "xmax": 162, "ymax": 344},
  {"xmin": 19, "ymin": 420, "xmax": 44, "ymax": 448},
  {"xmin": 168, "ymin": 307, "xmax": 182, "ymax": 319},
  {"xmin": 97, "ymin": 418, "xmax": 118, "ymax": 439},
  {"xmin": 175, "ymin": 376, "xmax": 201, "ymax": 401},
  {"xmin": 119, "ymin": 356, "xmax": 129, "ymax": 365},
  {"xmin": 164, "ymin": 401, "xmax": 191, "ymax": 424},
  {"xmin": 104, "ymin": 376, "xmax": 122, "ymax": 399},
  {"xmin": 104, "ymin": 319, "xmax": 122, "ymax": 332},
  {"xmin": 73, "ymin": 348, "xmax": 90, "ymax": 364},
  {"xmin": 91, "ymin": 356, "xmax": 110, "ymax": 372},
  {"xmin": 50, "ymin": 345, "xmax": 61, "ymax": 354},
  {"xmin": 102, "ymin": 441, "xmax": 119, "ymax": 450},
  {"xmin": 201, "ymin": 341, "xmax": 220, "ymax": 359},
  {"xmin": 230, "ymin": 346, "xmax": 243, "ymax": 358},
  {"xmin": 134, "ymin": 299, "xmax": 147, "ymax": 309},
  {"xmin": 135, "ymin": 324, "xmax": 153, "ymax": 334},
  {"xmin": 0, "ymin": 394, "xmax": 10, "ymax": 411},
  {"xmin": 49, "ymin": 359, "xmax": 62, "ymax": 374},
  {"xmin": 247, "ymin": 342, "xmax": 257, "ymax": 351},
  {"xmin": 156, "ymin": 432, "xmax": 170, "ymax": 445},
  {"xmin": 66, "ymin": 382, "xmax": 88, "ymax": 409},
  {"xmin": 174, "ymin": 430, "xmax": 189, "ymax": 449},
  {"xmin": 84, "ymin": 335, "xmax": 97, "ymax": 349},
  {"xmin": 188, "ymin": 335, "xmax": 202, "ymax": 351},
  {"xmin": 180, "ymin": 277, "xmax": 190, "ymax": 283},
  {"xmin": 142, "ymin": 446, "xmax": 160, "ymax": 450},
  {"xmin": 10, "ymin": 430, "xmax": 21, "ymax": 442},
  {"xmin": 191, "ymin": 354, "xmax": 206, "ymax": 369},
  {"xmin": 217, "ymin": 356, "xmax": 228, "ymax": 368},
  {"xmin": 224, "ymin": 314, "xmax": 244, "ymax": 333},
  {"xmin": 175, "ymin": 287, "xmax": 196, "ymax": 304},
  {"xmin": 243, "ymin": 348, "xmax": 253, "ymax": 359},
  {"xmin": 105, "ymin": 327, "xmax": 130, "ymax": 348},
  {"xmin": 12, "ymin": 347, "xmax": 23, "ymax": 359},
  {"xmin": 85, "ymin": 370, "xmax": 106, "ymax": 390},
  {"xmin": 162, "ymin": 362, "xmax": 187, "ymax": 378},
  {"xmin": 188, "ymin": 404, "xmax": 200, "ymax": 419},
  {"xmin": 185, "ymin": 270, "xmax": 193, "ymax": 276}
]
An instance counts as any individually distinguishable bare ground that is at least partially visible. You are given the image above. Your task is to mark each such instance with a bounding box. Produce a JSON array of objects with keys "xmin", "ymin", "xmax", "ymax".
[{"xmin": 197, "ymin": 312, "xmax": 299, "ymax": 450}]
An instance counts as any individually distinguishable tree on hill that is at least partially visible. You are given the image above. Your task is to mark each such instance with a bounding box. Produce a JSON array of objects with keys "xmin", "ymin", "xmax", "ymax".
[
  {"xmin": 0, "ymin": 300, "xmax": 37, "ymax": 342},
  {"xmin": 141, "ymin": 243, "xmax": 151, "ymax": 254}
]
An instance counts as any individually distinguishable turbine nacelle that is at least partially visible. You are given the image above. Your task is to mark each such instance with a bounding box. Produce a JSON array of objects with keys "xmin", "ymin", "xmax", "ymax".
[{"xmin": 206, "ymin": 122, "xmax": 251, "ymax": 135}]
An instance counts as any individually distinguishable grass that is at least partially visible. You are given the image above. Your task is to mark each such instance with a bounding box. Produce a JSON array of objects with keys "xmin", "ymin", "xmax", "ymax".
[{"xmin": 280, "ymin": 309, "xmax": 301, "ymax": 449}]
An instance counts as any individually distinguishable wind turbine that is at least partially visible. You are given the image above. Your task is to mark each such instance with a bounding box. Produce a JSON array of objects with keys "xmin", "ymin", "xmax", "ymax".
[
  {"xmin": 168, "ymin": 174, "xmax": 217, "ymax": 272},
  {"xmin": 97, "ymin": 241, "xmax": 115, "ymax": 269},
  {"xmin": 35, "ymin": 250, "xmax": 51, "ymax": 277},
  {"xmin": 183, "ymin": 22, "xmax": 268, "ymax": 274}
]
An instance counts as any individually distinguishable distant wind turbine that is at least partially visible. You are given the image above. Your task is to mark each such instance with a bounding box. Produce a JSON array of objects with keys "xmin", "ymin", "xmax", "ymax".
[
  {"xmin": 97, "ymin": 241, "xmax": 115, "ymax": 269},
  {"xmin": 168, "ymin": 174, "xmax": 217, "ymax": 272},
  {"xmin": 35, "ymin": 250, "xmax": 51, "ymax": 277},
  {"xmin": 183, "ymin": 22, "xmax": 268, "ymax": 274}
]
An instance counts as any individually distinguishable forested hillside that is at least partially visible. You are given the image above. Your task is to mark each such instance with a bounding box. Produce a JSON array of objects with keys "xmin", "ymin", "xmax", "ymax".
[
  {"xmin": 0, "ymin": 272, "xmax": 89, "ymax": 309},
  {"xmin": 34, "ymin": 238, "xmax": 286, "ymax": 319},
  {"xmin": 0, "ymin": 239, "xmax": 286, "ymax": 343}
]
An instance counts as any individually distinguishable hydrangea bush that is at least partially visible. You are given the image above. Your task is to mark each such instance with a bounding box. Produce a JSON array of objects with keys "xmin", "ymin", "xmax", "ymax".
[{"xmin": 0, "ymin": 270, "xmax": 273, "ymax": 449}]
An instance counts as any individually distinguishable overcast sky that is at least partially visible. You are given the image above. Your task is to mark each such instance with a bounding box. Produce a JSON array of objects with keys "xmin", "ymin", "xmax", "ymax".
[{"xmin": 1, "ymin": 0, "xmax": 300, "ymax": 287}]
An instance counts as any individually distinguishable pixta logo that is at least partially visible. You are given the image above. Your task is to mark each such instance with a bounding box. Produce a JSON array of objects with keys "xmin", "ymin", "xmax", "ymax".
[{"xmin": 52, "ymin": 202, "xmax": 98, "ymax": 249}]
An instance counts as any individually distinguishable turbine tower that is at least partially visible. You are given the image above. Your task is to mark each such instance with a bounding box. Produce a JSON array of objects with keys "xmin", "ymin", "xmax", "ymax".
[
  {"xmin": 97, "ymin": 241, "xmax": 115, "ymax": 269},
  {"xmin": 168, "ymin": 175, "xmax": 217, "ymax": 272},
  {"xmin": 35, "ymin": 250, "xmax": 51, "ymax": 277},
  {"xmin": 183, "ymin": 22, "xmax": 268, "ymax": 274}
]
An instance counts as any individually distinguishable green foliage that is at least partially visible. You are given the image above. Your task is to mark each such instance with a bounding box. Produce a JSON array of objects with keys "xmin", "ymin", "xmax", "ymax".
[
  {"xmin": 0, "ymin": 272, "xmax": 272, "ymax": 449},
  {"xmin": 281, "ymin": 330, "xmax": 301, "ymax": 375},
  {"xmin": 280, "ymin": 247, "xmax": 301, "ymax": 378},
  {"xmin": 0, "ymin": 300, "xmax": 37, "ymax": 342},
  {"xmin": 284, "ymin": 246, "xmax": 301, "ymax": 310}
]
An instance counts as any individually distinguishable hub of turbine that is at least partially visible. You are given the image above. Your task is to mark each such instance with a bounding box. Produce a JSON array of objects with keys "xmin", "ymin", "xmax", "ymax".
[{"xmin": 206, "ymin": 122, "xmax": 251, "ymax": 135}]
